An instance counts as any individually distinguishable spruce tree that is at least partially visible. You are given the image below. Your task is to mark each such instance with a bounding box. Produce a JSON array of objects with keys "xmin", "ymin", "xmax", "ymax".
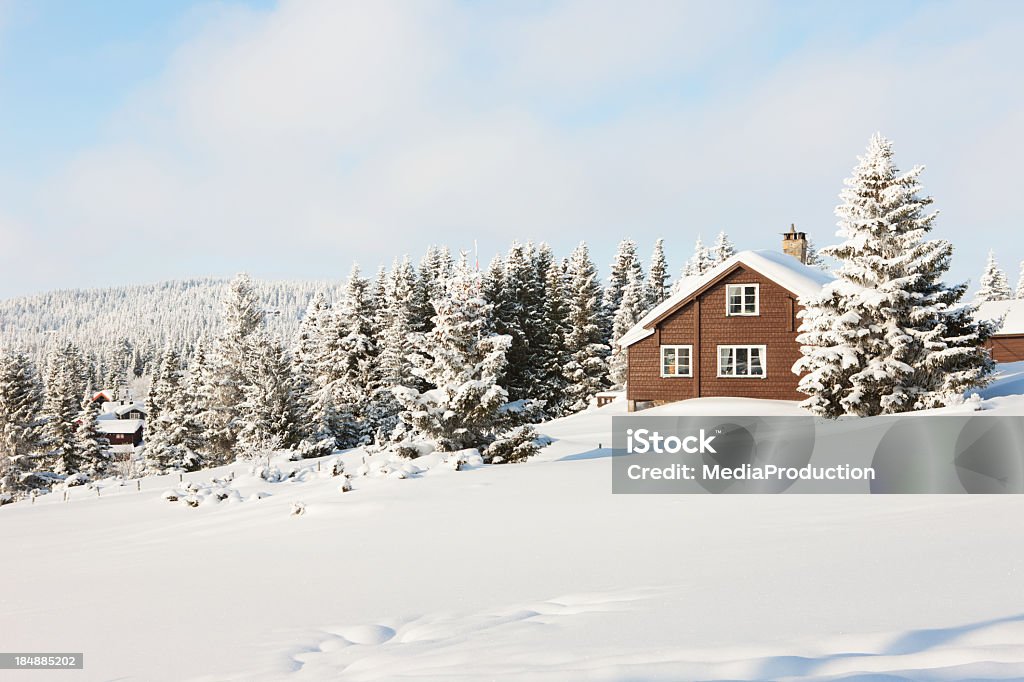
[
  {"xmin": 394, "ymin": 253, "xmax": 512, "ymax": 451},
  {"xmin": 534, "ymin": 245, "xmax": 571, "ymax": 417},
  {"xmin": 496, "ymin": 241, "xmax": 545, "ymax": 402},
  {"xmin": 74, "ymin": 396, "xmax": 110, "ymax": 478},
  {"xmin": 482, "ymin": 253, "xmax": 507, "ymax": 327},
  {"xmin": 41, "ymin": 341, "xmax": 88, "ymax": 474},
  {"xmin": 644, "ymin": 238, "xmax": 670, "ymax": 308},
  {"xmin": 682, "ymin": 235, "xmax": 715, "ymax": 277},
  {"xmin": 0, "ymin": 350, "xmax": 44, "ymax": 460},
  {"xmin": 204, "ymin": 273, "xmax": 264, "ymax": 458},
  {"xmin": 794, "ymin": 134, "xmax": 996, "ymax": 417},
  {"xmin": 562, "ymin": 242, "xmax": 611, "ymax": 412},
  {"xmin": 321, "ymin": 265, "xmax": 377, "ymax": 446},
  {"xmin": 0, "ymin": 350, "xmax": 45, "ymax": 490},
  {"xmin": 609, "ymin": 268, "xmax": 645, "ymax": 388},
  {"xmin": 377, "ymin": 257, "xmax": 418, "ymax": 390},
  {"xmin": 291, "ymin": 292, "xmax": 330, "ymax": 448},
  {"xmin": 189, "ymin": 339, "xmax": 219, "ymax": 462},
  {"xmin": 1016, "ymin": 261, "xmax": 1024, "ymax": 300},
  {"xmin": 805, "ymin": 238, "xmax": 827, "ymax": 270},
  {"xmin": 237, "ymin": 335, "xmax": 302, "ymax": 457},
  {"xmin": 711, "ymin": 231, "xmax": 735, "ymax": 262},
  {"xmin": 413, "ymin": 245, "xmax": 453, "ymax": 332},
  {"xmin": 977, "ymin": 251, "xmax": 1013, "ymax": 301},
  {"xmin": 603, "ymin": 239, "xmax": 644, "ymax": 340},
  {"xmin": 145, "ymin": 349, "xmax": 203, "ymax": 472}
]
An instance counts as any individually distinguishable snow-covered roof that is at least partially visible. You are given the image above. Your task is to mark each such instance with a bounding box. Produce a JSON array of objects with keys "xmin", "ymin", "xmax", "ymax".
[
  {"xmin": 619, "ymin": 249, "xmax": 834, "ymax": 348},
  {"xmin": 113, "ymin": 402, "xmax": 146, "ymax": 416},
  {"xmin": 99, "ymin": 401, "xmax": 146, "ymax": 417},
  {"xmin": 977, "ymin": 299, "xmax": 1024, "ymax": 335},
  {"xmin": 96, "ymin": 419, "xmax": 144, "ymax": 435}
]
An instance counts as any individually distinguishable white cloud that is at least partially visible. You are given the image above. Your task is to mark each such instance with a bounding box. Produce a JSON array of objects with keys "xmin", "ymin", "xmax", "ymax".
[{"xmin": 5, "ymin": 0, "xmax": 1024, "ymax": 295}]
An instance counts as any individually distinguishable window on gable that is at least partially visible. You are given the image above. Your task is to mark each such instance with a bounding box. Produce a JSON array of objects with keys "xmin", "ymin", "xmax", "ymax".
[
  {"xmin": 660, "ymin": 345, "xmax": 693, "ymax": 377},
  {"xmin": 718, "ymin": 345, "xmax": 766, "ymax": 377},
  {"xmin": 726, "ymin": 284, "xmax": 759, "ymax": 316}
]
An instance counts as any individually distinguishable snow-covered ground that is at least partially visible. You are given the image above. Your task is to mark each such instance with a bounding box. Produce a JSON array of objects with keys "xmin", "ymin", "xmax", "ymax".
[{"xmin": 5, "ymin": 367, "xmax": 1024, "ymax": 681}]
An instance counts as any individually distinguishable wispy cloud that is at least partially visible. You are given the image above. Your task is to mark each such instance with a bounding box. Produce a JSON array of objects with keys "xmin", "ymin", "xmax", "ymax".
[{"xmin": 1, "ymin": 0, "xmax": 1022, "ymax": 295}]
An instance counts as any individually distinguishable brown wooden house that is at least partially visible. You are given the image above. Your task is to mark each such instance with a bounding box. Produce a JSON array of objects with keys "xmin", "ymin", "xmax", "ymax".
[
  {"xmin": 97, "ymin": 419, "xmax": 144, "ymax": 447},
  {"xmin": 620, "ymin": 234, "xmax": 833, "ymax": 411}
]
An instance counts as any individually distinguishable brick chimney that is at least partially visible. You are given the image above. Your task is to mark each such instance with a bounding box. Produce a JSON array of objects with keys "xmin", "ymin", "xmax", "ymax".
[{"xmin": 781, "ymin": 223, "xmax": 808, "ymax": 264}]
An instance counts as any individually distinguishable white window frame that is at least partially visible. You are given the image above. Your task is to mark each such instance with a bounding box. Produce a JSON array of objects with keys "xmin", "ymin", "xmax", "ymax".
[
  {"xmin": 660, "ymin": 345, "xmax": 693, "ymax": 378},
  {"xmin": 726, "ymin": 283, "xmax": 760, "ymax": 316},
  {"xmin": 717, "ymin": 344, "xmax": 767, "ymax": 378}
]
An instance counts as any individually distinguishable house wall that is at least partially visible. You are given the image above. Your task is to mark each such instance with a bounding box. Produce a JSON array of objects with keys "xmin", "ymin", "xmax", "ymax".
[
  {"xmin": 988, "ymin": 334, "xmax": 1024, "ymax": 363},
  {"xmin": 627, "ymin": 266, "xmax": 803, "ymax": 404},
  {"xmin": 106, "ymin": 429, "xmax": 143, "ymax": 446}
]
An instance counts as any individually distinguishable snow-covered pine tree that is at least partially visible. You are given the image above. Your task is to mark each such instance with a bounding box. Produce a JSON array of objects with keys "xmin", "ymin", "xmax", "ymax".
[
  {"xmin": 291, "ymin": 291, "xmax": 330, "ymax": 449},
  {"xmin": 203, "ymin": 273, "xmax": 265, "ymax": 459},
  {"xmin": 0, "ymin": 350, "xmax": 44, "ymax": 460},
  {"xmin": 532, "ymin": 243, "xmax": 570, "ymax": 417},
  {"xmin": 188, "ymin": 339, "xmax": 218, "ymax": 460},
  {"xmin": 794, "ymin": 134, "xmax": 996, "ymax": 417},
  {"xmin": 74, "ymin": 396, "xmax": 110, "ymax": 479},
  {"xmin": 377, "ymin": 257, "xmax": 418, "ymax": 391},
  {"xmin": 609, "ymin": 268, "xmax": 645, "ymax": 388},
  {"xmin": 412, "ymin": 245, "xmax": 453, "ymax": 332},
  {"xmin": 495, "ymin": 241, "xmax": 546, "ymax": 403},
  {"xmin": 804, "ymin": 237, "xmax": 827, "ymax": 270},
  {"xmin": 294, "ymin": 292, "xmax": 331, "ymax": 383},
  {"xmin": 603, "ymin": 239, "xmax": 644, "ymax": 341},
  {"xmin": 321, "ymin": 264, "xmax": 377, "ymax": 446},
  {"xmin": 561, "ymin": 242, "xmax": 611, "ymax": 412},
  {"xmin": 237, "ymin": 334, "xmax": 302, "ymax": 457},
  {"xmin": 1016, "ymin": 261, "xmax": 1024, "ymax": 300},
  {"xmin": 644, "ymin": 238, "xmax": 670, "ymax": 309},
  {"xmin": 393, "ymin": 253, "xmax": 512, "ymax": 451},
  {"xmin": 711, "ymin": 231, "xmax": 735, "ymax": 263},
  {"xmin": 145, "ymin": 348, "xmax": 203, "ymax": 472},
  {"xmin": 976, "ymin": 251, "xmax": 1013, "ymax": 301},
  {"xmin": 41, "ymin": 341, "xmax": 89, "ymax": 475},
  {"xmin": 682, "ymin": 235, "xmax": 715, "ymax": 276},
  {"xmin": 363, "ymin": 256, "xmax": 419, "ymax": 445},
  {"xmin": 482, "ymin": 253, "xmax": 509, "ymax": 331},
  {"xmin": 0, "ymin": 350, "xmax": 45, "ymax": 491}
]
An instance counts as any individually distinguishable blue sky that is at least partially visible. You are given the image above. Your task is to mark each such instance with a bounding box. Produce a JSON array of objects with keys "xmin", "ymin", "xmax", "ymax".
[{"xmin": 1, "ymin": 0, "xmax": 1022, "ymax": 297}]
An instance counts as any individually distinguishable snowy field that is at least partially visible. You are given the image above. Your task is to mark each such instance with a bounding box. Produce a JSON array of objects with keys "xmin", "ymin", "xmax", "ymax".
[{"xmin": 4, "ymin": 367, "xmax": 1024, "ymax": 681}]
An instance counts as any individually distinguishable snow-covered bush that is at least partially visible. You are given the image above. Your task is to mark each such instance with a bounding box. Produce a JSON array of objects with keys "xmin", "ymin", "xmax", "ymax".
[
  {"xmin": 483, "ymin": 425, "xmax": 547, "ymax": 464},
  {"xmin": 63, "ymin": 472, "xmax": 89, "ymax": 488},
  {"xmin": 294, "ymin": 437, "xmax": 334, "ymax": 461},
  {"xmin": 290, "ymin": 501, "xmax": 306, "ymax": 516},
  {"xmin": 251, "ymin": 463, "xmax": 286, "ymax": 483},
  {"xmin": 392, "ymin": 438, "xmax": 435, "ymax": 460},
  {"xmin": 442, "ymin": 449, "xmax": 483, "ymax": 471},
  {"xmin": 162, "ymin": 479, "xmax": 241, "ymax": 506}
]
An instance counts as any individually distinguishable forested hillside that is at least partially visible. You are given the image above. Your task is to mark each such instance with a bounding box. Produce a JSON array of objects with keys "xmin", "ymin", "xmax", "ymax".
[{"xmin": 0, "ymin": 277, "xmax": 345, "ymax": 375}]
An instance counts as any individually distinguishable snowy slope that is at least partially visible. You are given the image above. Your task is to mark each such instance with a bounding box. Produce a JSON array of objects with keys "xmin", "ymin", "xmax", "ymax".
[{"xmin": 4, "ymin": 379, "xmax": 1024, "ymax": 681}]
